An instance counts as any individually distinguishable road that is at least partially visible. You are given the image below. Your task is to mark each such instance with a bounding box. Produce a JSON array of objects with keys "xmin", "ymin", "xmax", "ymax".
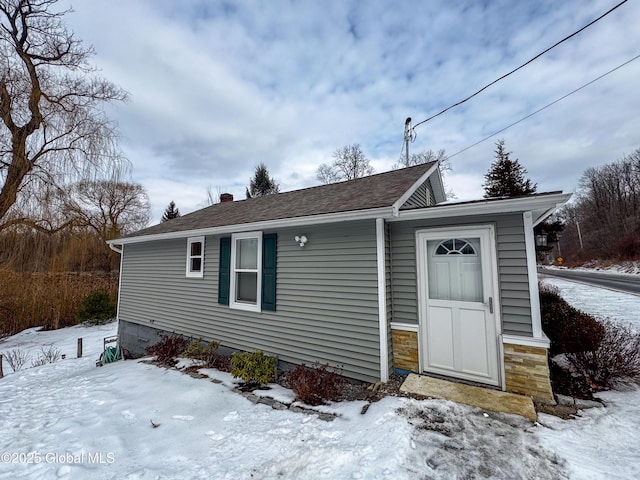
[{"xmin": 538, "ymin": 267, "xmax": 640, "ymax": 296}]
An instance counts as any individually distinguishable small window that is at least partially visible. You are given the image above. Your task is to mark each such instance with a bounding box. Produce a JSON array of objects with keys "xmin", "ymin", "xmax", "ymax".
[
  {"xmin": 186, "ymin": 236, "xmax": 205, "ymax": 278},
  {"xmin": 434, "ymin": 238, "xmax": 477, "ymax": 256},
  {"xmin": 230, "ymin": 231, "xmax": 262, "ymax": 312}
]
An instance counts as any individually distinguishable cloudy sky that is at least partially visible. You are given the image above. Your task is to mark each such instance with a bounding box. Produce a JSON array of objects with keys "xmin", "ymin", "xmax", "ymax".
[{"xmin": 65, "ymin": 0, "xmax": 640, "ymax": 222}]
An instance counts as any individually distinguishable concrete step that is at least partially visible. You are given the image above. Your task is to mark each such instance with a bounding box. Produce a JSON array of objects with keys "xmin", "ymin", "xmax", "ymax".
[{"xmin": 400, "ymin": 373, "xmax": 537, "ymax": 422}]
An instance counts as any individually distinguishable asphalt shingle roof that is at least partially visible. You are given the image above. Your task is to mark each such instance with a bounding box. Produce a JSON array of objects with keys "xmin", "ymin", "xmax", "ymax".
[{"xmin": 123, "ymin": 162, "xmax": 436, "ymax": 239}]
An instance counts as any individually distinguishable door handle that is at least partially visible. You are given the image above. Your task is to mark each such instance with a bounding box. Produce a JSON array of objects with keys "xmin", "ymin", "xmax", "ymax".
[{"xmin": 488, "ymin": 297, "xmax": 493, "ymax": 314}]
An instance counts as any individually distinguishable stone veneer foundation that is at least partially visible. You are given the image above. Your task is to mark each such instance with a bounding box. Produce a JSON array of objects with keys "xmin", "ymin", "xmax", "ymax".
[
  {"xmin": 391, "ymin": 330, "xmax": 554, "ymax": 401},
  {"xmin": 503, "ymin": 343, "xmax": 554, "ymax": 400},
  {"xmin": 391, "ymin": 329, "xmax": 419, "ymax": 372}
]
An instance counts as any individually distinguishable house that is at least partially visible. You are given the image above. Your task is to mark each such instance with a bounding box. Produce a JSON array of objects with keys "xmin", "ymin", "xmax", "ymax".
[{"xmin": 108, "ymin": 162, "xmax": 571, "ymax": 400}]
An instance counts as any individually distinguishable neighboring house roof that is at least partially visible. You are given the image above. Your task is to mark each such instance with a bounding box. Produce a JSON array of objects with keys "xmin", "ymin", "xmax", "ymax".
[{"xmin": 117, "ymin": 162, "xmax": 439, "ymax": 241}]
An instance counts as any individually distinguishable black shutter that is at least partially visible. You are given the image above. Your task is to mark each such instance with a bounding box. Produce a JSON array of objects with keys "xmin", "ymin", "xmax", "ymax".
[
  {"xmin": 218, "ymin": 237, "xmax": 231, "ymax": 305},
  {"xmin": 261, "ymin": 233, "xmax": 277, "ymax": 311}
]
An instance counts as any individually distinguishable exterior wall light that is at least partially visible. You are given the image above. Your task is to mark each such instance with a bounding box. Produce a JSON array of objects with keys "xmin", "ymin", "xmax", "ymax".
[{"xmin": 294, "ymin": 235, "xmax": 308, "ymax": 247}]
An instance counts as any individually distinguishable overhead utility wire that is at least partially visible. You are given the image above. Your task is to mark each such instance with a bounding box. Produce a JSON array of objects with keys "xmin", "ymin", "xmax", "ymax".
[
  {"xmin": 411, "ymin": 0, "xmax": 629, "ymax": 130},
  {"xmin": 448, "ymin": 52, "xmax": 640, "ymax": 160}
]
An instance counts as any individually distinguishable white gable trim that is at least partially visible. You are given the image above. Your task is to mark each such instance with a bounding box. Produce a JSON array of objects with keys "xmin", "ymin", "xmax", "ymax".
[
  {"xmin": 389, "ymin": 193, "xmax": 572, "ymax": 222},
  {"xmin": 391, "ymin": 163, "xmax": 441, "ymax": 216}
]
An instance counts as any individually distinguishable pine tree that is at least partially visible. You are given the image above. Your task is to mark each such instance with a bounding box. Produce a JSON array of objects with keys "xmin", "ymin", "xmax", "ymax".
[
  {"xmin": 483, "ymin": 140, "xmax": 537, "ymax": 198},
  {"xmin": 161, "ymin": 201, "xmax": 181, "ymax": 222},
  {"xmin": 246, "ymin": 163, "xmax": 280, "ymax": 198}
]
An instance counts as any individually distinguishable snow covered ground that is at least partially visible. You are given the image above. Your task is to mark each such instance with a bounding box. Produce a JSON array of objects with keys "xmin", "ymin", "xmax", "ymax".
[
  {"xmin": 542, "ymin": 276, "xmax": 640, "ymax": 331},
  {"xmin": 546, "ymin": 260, "xmax": 640, "ymax": 275},
  {"xmin": 0, "ymin": 277, "xmax": 638, "ymax": 479}
]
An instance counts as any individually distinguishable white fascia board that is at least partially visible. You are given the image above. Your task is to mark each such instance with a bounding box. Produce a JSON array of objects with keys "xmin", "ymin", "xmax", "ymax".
[
  {"xmin": 389, "ymin": 193, "xmax": 572, "ymax": 222},
  {"xmin": 107, "ymin": 206, "xmax": 394, "ymax": 245},
  {"xmin": 391, "ymin": 163, "xmax": 440, "ymax": 216}
]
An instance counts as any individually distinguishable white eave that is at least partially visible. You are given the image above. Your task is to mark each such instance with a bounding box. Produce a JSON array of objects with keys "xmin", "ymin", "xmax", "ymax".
[{"xmin": 389, "ymin": 192, "xmax": 572, "ymax": 223}]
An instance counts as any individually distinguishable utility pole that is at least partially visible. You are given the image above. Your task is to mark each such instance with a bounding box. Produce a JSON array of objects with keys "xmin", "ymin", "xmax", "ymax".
[
  {"xmin": 576, "ymin": 221, "xmax": 584, "ymax": 249},
  {"xmin": 404, "ymin": 117, "xmax": 413, "ymax": 164}
]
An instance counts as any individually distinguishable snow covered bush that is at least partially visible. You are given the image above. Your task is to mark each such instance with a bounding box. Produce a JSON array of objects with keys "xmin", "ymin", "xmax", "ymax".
[
  {"xmin": 287, "ymin": 363, "xmax": 346, "ymax": 406},
  {"xmin": 3, "ymin": 348, "xmax": 30, "ymax": 372},
  {"xmin": 146, "ymin": 334, "xmax": 189, "ymax": 365},
  {"xmin": 566, "ymin": 320, "xmax": 640, "ymax": 389},
  {"xmin": 230, "ymin": 350, "xmax": 275, "ymax": 386}
]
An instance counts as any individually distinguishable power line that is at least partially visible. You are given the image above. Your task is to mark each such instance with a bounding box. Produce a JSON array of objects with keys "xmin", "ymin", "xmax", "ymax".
[
  {"xmin": 412, "ymin": 0, "xmax": 629, "ymax": 130},
  {"xmin": 448, "ymin": 52, "xmax": 640, "ymax": 160}
]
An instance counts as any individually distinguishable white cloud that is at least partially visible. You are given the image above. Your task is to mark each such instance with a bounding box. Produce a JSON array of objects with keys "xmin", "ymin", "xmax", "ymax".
[{"xmin": 62, "ymin": 0, "xmax": 640, "ymax": 222}]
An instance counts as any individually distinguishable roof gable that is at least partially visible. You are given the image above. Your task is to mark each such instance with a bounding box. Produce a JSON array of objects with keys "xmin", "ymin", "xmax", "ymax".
[{"xmin": 121, "ymin": 162, "xmax": 440, "ymax": 240}]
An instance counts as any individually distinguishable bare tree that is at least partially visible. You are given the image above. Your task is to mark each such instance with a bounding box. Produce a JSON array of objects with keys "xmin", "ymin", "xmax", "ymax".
[
  {"xmin": 0, "ymin": 0, "xmax": 127, "ymax": 232},
  {"xmin": 65, "ymin": 177, "xmax": 150, "ymax": 242},
  {"xmin": 316, "ymin": 144, "xmax": 374, "ymax": 184},
  {"xmin": 203, "ymin": 185, "xmax": 222, "ymax": 206},
  {"xmin": 316, "ymin": 163, "xmax": 341, "ymax": 184},
  {"xmin": 393, "ymin": 149, "xmax": 455, "ymax": 199},
  {"xmin": 393, "ymin": 149, "xmax": 449, "ymax": 171}
]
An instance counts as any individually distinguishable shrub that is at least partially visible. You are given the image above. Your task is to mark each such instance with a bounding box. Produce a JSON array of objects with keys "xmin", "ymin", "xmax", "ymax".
[
  {"xmin": 183, "ymin": 339, "xmax": 222, "ymax": 367},
  {"xmin": 77, "ymin": 289, "xmax": 116, "ymax": 324},
  {"xmin": 30, "ymin": 345, "xmax": 61, "ymax": 368},
  {"xmin": 230, "ymin": 350, "xmax": 276, "ymax": 386},
  {"xmin": 3, "ymin": 348, "xmax": 30, "ymax": 372},
  {"xmin": 287, "ymin": 363, "xmax": 346, "ymax": 406},
  {"xmin": 539, "ymin": 284, "xmax": 604, "ymax": 355},
  {"xmin": 566, "ymin": 320, "xmax": 640, "ymax": 389},
  {"xmin": 146, "ymin": 334, "xmax": 189, "ymax": 365}
]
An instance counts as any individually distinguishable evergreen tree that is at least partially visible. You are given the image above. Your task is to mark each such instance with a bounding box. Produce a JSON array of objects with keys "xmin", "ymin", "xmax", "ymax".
[
  {"xmin": 246, "ymin": 163, "xmax": 280, "ymax": 198},
  {"xmin": 161, "ymin": 201, "xmax": 181, "ymax": 222},
  {"xmin": 483, "ymin": 140, "xmax": 537, "ymax": 198}
]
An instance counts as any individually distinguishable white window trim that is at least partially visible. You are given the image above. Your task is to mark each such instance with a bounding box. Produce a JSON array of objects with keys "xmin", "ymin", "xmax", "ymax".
[
  {"xmin": 186, "ymin": 236, "xmax": 205, "ymax": 278},
  {"xmin": 230, "ymin": 231, "xmax": 262, "ymax": 312}
]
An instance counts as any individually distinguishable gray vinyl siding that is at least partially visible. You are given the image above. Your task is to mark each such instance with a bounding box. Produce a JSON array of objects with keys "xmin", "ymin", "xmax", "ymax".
[
  {"xmin": 388, "ymin": 213, "xmax": 533, "ymax": 336},
  {"xmin": 401, "ymin": 180, "xmax": 434, "ymax": 210},
  {"xmin": 119, "ymin": 220, "xmax": 382, "ymax": 382}
]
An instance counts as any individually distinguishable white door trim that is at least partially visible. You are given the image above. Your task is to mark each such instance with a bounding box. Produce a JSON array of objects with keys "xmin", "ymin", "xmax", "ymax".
[{"xmin": 415, "ymin": 225, "xmax": 502, "ymax": 387}]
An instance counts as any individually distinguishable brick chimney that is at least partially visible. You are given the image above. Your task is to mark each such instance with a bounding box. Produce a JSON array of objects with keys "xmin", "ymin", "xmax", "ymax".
[{"xmin": 220, "ymin": 193, "xmax": 234, "ymax": 203}]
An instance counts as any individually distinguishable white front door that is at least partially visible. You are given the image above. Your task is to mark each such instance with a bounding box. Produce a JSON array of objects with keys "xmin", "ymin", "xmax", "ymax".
[{"xmin": 416, "ymin": 226, "xmax": 500, "ymax": 386}]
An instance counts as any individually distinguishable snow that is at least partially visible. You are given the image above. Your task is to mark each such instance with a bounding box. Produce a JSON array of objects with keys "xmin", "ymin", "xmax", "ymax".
[
  {"xmin": 542, "ymin": 277, "xmax": 640, "ymax": 331},
  {"xmin": 1, "ymin": 275, "xmax": 639, "ymax": 479},
  {"xmin": 0, "ymin": 321, "xmax": 566, "ymax": 479},
  {"xmin": 546, "ymin": 261, "xmax": 640, "ymax": 275},
  {"xmin": 536, "ymin": 275, "xmax": 640, "ymax": 479}
]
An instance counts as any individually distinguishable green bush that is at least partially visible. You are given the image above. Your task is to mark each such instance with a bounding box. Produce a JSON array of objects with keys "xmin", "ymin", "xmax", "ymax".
[
  {"xmin": 231, "ymin": 350, "xmax": 276, "ymax": 386},
  {"xmin": 77, "ymin": 289, "xmax": 116, "ymax": 324},
  {"xmin": 183, "ymin": 338, "xmax": 221, "ymax": 366},
  {"xmin": 539, "ymin": 284, "xmax": 604, "ymax": 355}
]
